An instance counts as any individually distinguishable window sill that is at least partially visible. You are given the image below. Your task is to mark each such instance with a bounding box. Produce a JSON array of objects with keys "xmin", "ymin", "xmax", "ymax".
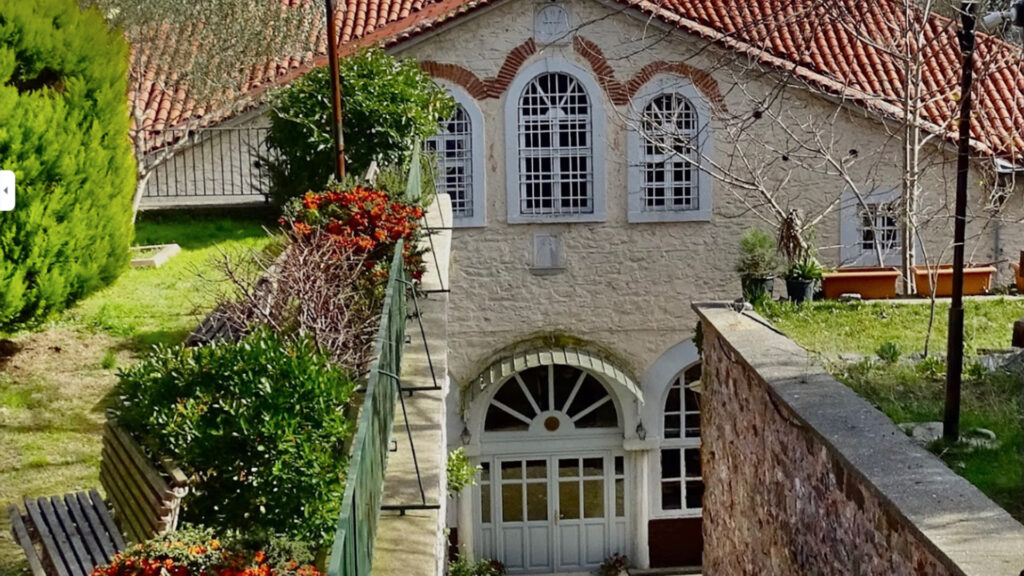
[
  {"xmin": 508, "ymin": 212, "xmax": 606, "ymax": 224},
  {"xmin": 650, "ymin": 509, "xmax": 703, "ymax": 520},
  {"xmin": 628, "ymin": 210, "xmax": 711, "ymax": 223}
]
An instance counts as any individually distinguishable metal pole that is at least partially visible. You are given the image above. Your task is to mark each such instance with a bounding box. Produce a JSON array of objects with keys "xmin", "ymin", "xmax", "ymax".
[
  {"xmin": 324, "ymin": 0, "xmax": 346, "ymax": 181},
  {"xmin": 944, "ymin": 0, "xmax": 978, "ymax": 442}
]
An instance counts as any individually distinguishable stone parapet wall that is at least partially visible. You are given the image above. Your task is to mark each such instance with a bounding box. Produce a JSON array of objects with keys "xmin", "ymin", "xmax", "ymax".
[{"xmin": 695, "ymin": 303, "xmax": 1024, "ymax": 576}]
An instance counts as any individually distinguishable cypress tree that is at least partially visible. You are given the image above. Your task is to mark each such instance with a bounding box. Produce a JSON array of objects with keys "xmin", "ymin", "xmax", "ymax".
[{"xmin": 0, "ymin": 0, "xmax": 135, "ymax": 327}]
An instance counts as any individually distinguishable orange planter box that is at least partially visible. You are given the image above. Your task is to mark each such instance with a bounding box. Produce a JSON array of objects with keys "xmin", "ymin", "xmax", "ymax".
[
  {"xmin": 822, "ymin": 267, "xmax": 900, "ymax": 300},
  {"xmin": 911, "ymin": 264, "xmax": 996, "ymax": 297}
]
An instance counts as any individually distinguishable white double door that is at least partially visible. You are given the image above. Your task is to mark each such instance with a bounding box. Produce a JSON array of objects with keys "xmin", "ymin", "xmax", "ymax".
[{"xmin": 478, "ymin": 452, "xmax": 628, "ymax": 574}]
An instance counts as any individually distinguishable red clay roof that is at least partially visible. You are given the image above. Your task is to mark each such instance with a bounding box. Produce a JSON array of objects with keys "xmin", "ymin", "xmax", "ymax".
[{"xmin": 134, "ymin": 0, "xmax": 1024, "ymax": 161}]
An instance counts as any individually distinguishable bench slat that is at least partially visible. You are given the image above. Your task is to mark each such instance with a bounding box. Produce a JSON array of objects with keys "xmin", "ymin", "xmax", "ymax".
[
  {"xmin": 86, "ymin": 491, "xmax": 125, "ymax": 552},
  {"xmin": 104, "ymin": 423, "xmax": 171, "ymax": 496},
  {"xmin": 101, "ymin": 444, "xmax": 176, "ymax": 530},
  {"xmin": 9, "ymin": 504, "xmax": 46, "ymax": 576},
  {"xmin": 101, "ymin": 443, "xmax": 174, "ymax": 518},
  {"xmin": 62, "ymin": 494, "xmax": 107, "ymax": 569},
  {"xmin": 99, "ymin": 459, "xmax": 151, "ymax": 543},
  {"xmin": 47, "ymin": 496, "xmax": 93, "ymax": 576},
  {"xmin": 27, "ymin": 498, "xmax": 73, "ymax": 576},
  {"xmin": 73, "ymin": 492, "xmax": 120, "ymax": 561}
]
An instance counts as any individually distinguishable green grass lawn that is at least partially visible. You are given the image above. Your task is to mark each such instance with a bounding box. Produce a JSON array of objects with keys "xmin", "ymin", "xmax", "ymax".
[
  {"xmin": 68, "ymin": 211, "xmax": 279, "ymax": 349},
  {"xmin": 761, "ymin": 299, "xmax": 1024, "ymax": 522},
  {"xmin": 0, "ymin": 210, "xmax": 276, "ymax": 576}
]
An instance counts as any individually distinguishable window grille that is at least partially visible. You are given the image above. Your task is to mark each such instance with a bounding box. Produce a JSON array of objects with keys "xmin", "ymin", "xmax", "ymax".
[
  {"xmin": 660, "ymin": 362, "xmax": 703, "ymax": 512},
  {"xmin": 516, "ymin": 72, "xmax": 593, "ymax": 216},
  {"xmin": 860, "ymin": 203, "xmax": 900, "ymax": 251},
  {"xmin": 484, "ymin": 365, "xmax": 617, "ymax": 432},
  {"xmin": 425, "ymin": 104, "xmax": 474, "ymax": 218},
  {"xmin": 640, "ymin": 93, "xmax": 699, "ymax": 211}
]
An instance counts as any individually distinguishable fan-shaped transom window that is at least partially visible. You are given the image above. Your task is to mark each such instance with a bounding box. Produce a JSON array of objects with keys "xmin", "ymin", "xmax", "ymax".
[
  {"xmin": 640, "ymin": 93, "xmax": 699, "ymax": 212},
  {"xmin": 516, "ymin": 72, "xmax": 594, "ymax": 216},
  {"xmin": 660, "ymin": 362, "xmax": 703, "ymax": 512},
  {"xmin": 426, "ymin": 104, "xmax": 474, "ymax": 218},
  {"xmin": 484, "ymin": 365, "xmax": 618, "ymax": 433}
]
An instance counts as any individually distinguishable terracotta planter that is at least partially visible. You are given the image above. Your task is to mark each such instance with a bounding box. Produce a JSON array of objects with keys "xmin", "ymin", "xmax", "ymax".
[
  {"xmin": 911, "ymin": 264, "xmax": 996, "ymax": 297},
  {"xmin": 1011, "ymin": 262, "xmax": 1024, "ymax": 292},
  {"xmin": 822, "ymin": 267, "xmax": 900, "ymax": 300}
]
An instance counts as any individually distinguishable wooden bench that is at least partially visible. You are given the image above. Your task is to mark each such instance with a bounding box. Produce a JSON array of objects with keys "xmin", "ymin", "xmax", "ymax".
[
  {"xmin": 99, "ymin": 421, "xmax": 188, "ymax": 543},
  {"xmin": 9, "ymin": 422, "xmax": 189, "ymax": 576},
  {"xmin": 8, "ymin": 490, "xmax": 125, "ymax": 576},
  {"xmin": 184, "ymin": 305, "xmax": 244, "ymax": 346}
]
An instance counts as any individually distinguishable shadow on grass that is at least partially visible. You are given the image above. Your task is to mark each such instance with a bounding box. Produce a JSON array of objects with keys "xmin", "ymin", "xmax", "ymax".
[
  {"xmin": 136, "ymin": 207, "xmax": 280, "ymax": 251},
  {"xmin": 128, "ymin": 328, "xmax": 194, "ymax": 352}
]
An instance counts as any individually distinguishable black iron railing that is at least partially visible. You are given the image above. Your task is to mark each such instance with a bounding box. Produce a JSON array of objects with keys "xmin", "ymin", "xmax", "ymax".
[{"xmin": 140, "ymin": 127, "xmax": 273, "ymax": 203}]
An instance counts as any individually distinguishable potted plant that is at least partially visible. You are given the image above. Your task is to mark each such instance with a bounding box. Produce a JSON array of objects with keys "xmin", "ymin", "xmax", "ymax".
[
  {"xmin": 736, "ymin": 228, "xmax": 780, "ymax": 302},
  {"xmin": 785, "ymin": 256, "xmax": 823, "ymax": 303},
  {"xmin": 596, "ymin": 553, "xmax": 630, "ymax": 576}
]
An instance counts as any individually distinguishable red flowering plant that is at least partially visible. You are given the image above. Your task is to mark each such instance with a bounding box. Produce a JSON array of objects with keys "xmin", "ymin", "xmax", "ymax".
[
  {"xmin": 280, "ymin": 186, "xmax": 426, "ymax": 283},
  {"xmin": 92, "ymin": 527, "xmax": 320, "ymax": 576}
]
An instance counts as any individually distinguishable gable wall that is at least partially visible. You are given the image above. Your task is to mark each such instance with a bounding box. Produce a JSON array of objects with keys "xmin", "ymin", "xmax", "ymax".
[{"xmin": 394, "ymin": 0, "xmax": 1018, "ymax": 386}]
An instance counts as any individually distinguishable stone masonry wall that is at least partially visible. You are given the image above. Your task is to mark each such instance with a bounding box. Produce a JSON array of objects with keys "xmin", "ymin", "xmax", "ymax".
[
  {"xmin": 394, "ymin": 0, "xmax": 1021, "ymax": 387},
  {"xmin": 695, "ymin": 303, "xmax": 1024, "ymax": 576}
]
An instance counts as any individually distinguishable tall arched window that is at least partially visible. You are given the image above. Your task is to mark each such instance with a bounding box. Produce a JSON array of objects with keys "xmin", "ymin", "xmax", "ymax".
[
  {"xmin": 627, "ymin": 76, "xmax": 711, "ymax": 223},
  {"xmin": 640, "ymin": 94, "xmax": 698, "ymax": 211},
  {"xmin": 505, "ymin": 59, "xmax": 606, "ymax": 224},
  {"xmin": 518, "ymin": 72, "xmax": 592, "ymax": 216},
  {"xmin": 658, "ymin": 362, "xmax": 703, "ymax": 513},
  {"xmin": 424, "ymin": 89, "xmax": 485, "ymax": 227}
]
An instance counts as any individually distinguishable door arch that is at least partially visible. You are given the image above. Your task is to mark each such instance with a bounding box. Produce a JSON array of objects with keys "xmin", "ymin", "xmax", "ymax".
[{"xmin": 466, "ymin": 357, "xmax": 638, "ymax": 574}]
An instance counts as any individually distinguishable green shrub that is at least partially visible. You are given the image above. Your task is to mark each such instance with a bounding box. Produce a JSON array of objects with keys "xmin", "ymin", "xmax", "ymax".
[
  {"xmin": 735, "ymin": 228, "xmax": 780, "ymax": 279},
  {"xmin": 916, "ymin": 355, "xmax": 945, "ymax": 379},
  {"xmin": 876, "ymin": 341, "xmax": 901, "ymax": 364},
  {"xmin": 446, "ymin": 447, "xmax": 477, "ymax": 496},
  {"xmin": 447, "ymin": 555, "xmax": 506, "ymax": 576},
  {"xmin": 0, "ymin": 0, "xmax": 135, "ymax": 328},
  {"xmin": 265, "ymin": 48, "xmax": 453, "ymax": 204},
  {"xmin": 114, "ymin": 328, "xmax": 356, "ymax": 545}
]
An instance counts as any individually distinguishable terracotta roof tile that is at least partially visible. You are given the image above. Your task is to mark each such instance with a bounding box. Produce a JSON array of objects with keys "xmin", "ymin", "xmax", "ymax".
[{"xmin": 134, "ymin": 0, "xmax": 1024, "ymax": 161}]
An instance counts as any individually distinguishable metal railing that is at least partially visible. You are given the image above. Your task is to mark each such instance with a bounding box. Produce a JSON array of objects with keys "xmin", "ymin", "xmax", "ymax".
[
  {"xmin": 326, "ymin": 239, "xmax": 408, "ymax": 576},
  {"xmin": 140, "ymin": 126, "xmax": 273, "ymax": 203}
]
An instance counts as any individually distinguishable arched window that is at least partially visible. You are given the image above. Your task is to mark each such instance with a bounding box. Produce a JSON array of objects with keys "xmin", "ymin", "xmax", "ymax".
[
  {"xmin": 658, "ymin": 362, "xmax": 703, "ymax": 513},
  {"xmin": 424, "ymin": 89, "xmax": 485, "ymax": 227},
  {"xmin": 627, "ymin": 76, "xmax": 711, "ymax": 222},
  {"xmin": 505, "ymin": 59, "xmax": 606, "ymax": 224},
  {"xmin": 640, "ymin": 94, "xmax": 699, "ymax": 211},
  {"xmin": 484, "ymin": 365, "xmax": 619, "ymax": 433}
]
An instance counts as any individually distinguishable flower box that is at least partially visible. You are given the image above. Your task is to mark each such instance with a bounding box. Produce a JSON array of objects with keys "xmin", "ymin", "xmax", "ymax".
[
  {"xmin": 911, "ymin": 264, "xmax": 996, "ymax": 297},
  {"xmin": 822, "ymin": 267, "xmax": 900, "ymax": 300}
]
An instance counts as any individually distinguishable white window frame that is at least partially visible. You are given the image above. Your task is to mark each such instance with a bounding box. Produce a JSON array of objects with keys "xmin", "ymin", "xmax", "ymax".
[
  {"xmin": 504, "ymin": 57, "xmax": 607, "ymax": 224},
  {"xmin": 839, "ymin": 187, "xmax": 906, "ymax": 267},
  {"xmin": 427, "ymin": 85, "xmax": 486, "ymax": 228},
  {"xmin": 652, "ymin": 364, "xmax": 703, "ymax": 518},
  {"xmin": 627, "ymin": 75, "xmax": 712, "ymax": 223}
]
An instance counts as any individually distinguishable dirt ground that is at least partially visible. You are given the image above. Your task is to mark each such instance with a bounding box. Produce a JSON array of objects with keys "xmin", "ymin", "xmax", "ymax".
[{"xmin": 0, "ymin": 328, "xmax": 135, "ymax": 576}]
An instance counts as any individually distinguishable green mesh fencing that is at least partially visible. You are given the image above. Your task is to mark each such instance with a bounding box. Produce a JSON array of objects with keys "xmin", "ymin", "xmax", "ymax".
[
  {"xmin": 326, "ymin": 154, "xmax": 426, "ymax": 576},
  {"xmin": 326, "ymin": 239, "xmax": 407, "ymax": 576}
]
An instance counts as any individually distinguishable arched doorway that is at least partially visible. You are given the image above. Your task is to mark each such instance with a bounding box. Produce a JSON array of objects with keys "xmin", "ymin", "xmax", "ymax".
[{"xmin": 466, "ymin": 359, "xmax": 638, "ymax": 574}]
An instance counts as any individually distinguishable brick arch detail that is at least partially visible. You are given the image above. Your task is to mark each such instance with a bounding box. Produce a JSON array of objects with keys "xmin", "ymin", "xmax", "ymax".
[
  {"xmin": 573, "ymin": 36, "xmax": 727, "ymax": 112},
  {"xmin": 420, "ymin": 38, "xmax": 537, "ymax": 100},
  {"xmin": 420, "ymin": 35, "xmax": 726, "ymax": 113}
]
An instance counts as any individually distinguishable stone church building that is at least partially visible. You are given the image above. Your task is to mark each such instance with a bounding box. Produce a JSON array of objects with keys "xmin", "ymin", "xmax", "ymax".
[{"xmin": 134, "ymin": 0, "xmax": 1024, "ymax": 572}]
